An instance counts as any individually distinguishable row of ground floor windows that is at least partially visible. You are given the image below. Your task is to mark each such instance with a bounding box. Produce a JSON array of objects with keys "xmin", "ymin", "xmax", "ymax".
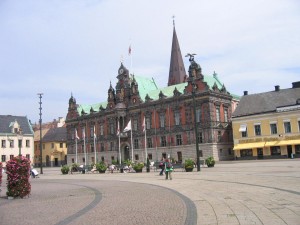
[
  {"xmin": 240, "ymin": 145, "xmax": 300, "ymax": 157},
  {"xmin": 69, "ymin": 150, "xmax": 209, "ymax": 164},
  {"xmin": 1, "ymin": 154, "xmax": 30, "ymax": 162},
  {"xmin": 71, "ymin": 151, "xmax": 186, "ymax": 164}
]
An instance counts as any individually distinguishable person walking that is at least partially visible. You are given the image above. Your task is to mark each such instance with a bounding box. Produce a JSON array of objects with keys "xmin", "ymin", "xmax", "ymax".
[
  {"xmin": 165, "ymin": 159, "xmax": 173, "ymax": 180},
  {"xmin": 159, "ymin": 158, "xmax": 165, "ymax": 176}
]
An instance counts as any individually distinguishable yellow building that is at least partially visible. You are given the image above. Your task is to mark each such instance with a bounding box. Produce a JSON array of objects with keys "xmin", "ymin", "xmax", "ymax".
[
  {"xmin": 232, "ymin": 82, "xmax": 300, "ymax": 159},
  {"xmin": 34, "ymin": 127, "xmax": 67, "ymax": 166}
]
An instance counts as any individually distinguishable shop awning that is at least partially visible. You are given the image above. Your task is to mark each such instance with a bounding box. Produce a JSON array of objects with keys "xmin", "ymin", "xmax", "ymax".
[
  {"xmin": 233, "ymin": 142, "xmax": 266, "ymax": 150},
  {"xmin": 265, "ymin": 140, "xmax": 300, "ymax": 147},
  {"xmin": 239, "ymin": 124, "xmax": 247, "ymax": 132}
]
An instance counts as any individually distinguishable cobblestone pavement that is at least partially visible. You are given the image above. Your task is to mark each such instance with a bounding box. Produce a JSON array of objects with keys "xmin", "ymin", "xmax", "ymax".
[{"xmin": 0, "ymin": 159, "xmax": 299, "ymax": 225}]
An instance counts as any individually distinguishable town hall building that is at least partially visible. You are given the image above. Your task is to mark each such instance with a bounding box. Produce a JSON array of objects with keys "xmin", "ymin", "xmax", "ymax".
[{"xmin": 66, "ymin": 24, "xmax": 239, "ymax": 165}]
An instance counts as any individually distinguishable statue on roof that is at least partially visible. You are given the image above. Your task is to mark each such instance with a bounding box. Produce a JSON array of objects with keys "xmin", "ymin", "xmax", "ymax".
[{"xmin": 186, "ymin": 53, "xmax": 196, "ymax": 62}]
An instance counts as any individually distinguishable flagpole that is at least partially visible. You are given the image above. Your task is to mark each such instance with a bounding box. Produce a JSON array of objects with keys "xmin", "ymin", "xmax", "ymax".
[
  {"xmin": 154, "ymin": 107, "xmax": 158, "ymax": 162},
  {"xmin": 131, "ymin": 130, "xmax": 133, "ymax": 162},
  {"xmin": 144, "ymin": 116, "xmax": 147, "ymax": 163},
  {"xmin": 168, "ymin": 105, "xmax": 171, "ymax": 157},
  {"xmin": 94, "ymin": 126, "xmax": 96, "ymax": 164},
  {"xmin": 118, "ymin": 119, "xmax": 121, "ymax": 166},
  {"xmin": 83, "ymin": 127, "xmax": 86, "ymax": 168},
  {"xmin": 123, "ymin": 119, "xmax": 133, "ymax": 162},
  {"xmin": 130, "ymin": 121, "xmax": 133, "ymax": 162},
  {"xmin": 75, "ymin": 128, "xmax": 78, "ymax": 164}
]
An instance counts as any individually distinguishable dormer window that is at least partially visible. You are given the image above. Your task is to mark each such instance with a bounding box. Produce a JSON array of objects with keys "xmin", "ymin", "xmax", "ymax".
[{"xmin": 10, "ymin": 120, "xmax": 21, "ymax": 134}]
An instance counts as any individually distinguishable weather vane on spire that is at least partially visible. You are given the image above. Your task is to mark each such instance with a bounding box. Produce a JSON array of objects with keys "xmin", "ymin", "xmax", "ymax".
[{"xmin": 120, "ymin": 54, "xmax": 123, "ymax": 63}]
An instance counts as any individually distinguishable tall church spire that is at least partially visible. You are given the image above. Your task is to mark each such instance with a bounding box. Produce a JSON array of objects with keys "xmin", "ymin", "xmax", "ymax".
[{"xmin": 168, "ymin": 18, "xmax": 187, "ymax": 86}]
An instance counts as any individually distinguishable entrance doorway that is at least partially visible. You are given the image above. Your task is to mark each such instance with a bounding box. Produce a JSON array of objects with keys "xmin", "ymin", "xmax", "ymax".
[
  {"xmin": 124, "ymin": 146, "xmax": 130, "ymax": 161},
  {"xmin": 54, "ymin": 158, "xmax": 58, "ymax": 166},
  {"xmin": 287, "ymin": 145, "xmax": 292, "ymax": 158},
  {"xmin": 257, "ymin": 148, "xmax": 263, "ymax": 159}
]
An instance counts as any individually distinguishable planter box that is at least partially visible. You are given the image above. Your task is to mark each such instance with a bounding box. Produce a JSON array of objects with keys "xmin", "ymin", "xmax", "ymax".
[
  {"xmin": 185, "ymin": 167, "xmax": 193, "ymax": 172},
  {"xmin": 135, "ymin": 169, "xmax": 143, "ymax": 173}
]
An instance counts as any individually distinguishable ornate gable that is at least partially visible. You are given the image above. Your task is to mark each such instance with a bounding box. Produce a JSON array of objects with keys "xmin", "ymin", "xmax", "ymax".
[
  {"xmin": 184, "ymin": 54, "xmax": 209, "ymax": 94},
  {"xmin": 115, "ymin": 63, "xmax": 131, "ymax": 105}
]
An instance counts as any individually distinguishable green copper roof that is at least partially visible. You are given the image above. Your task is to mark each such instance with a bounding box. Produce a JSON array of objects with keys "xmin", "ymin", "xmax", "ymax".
[
  {"xmin": 77, "ymin": 72, "xmax": 239, "ymax": 116},
  {"xmin": 78, "ymin": 102, "xmax": 107, "ymax": 114},
  {"xmin": 204, "ymin": 72, "xmax": 223, "ymax": 89},
  {"xmin": 131, "ymin": 75, "xmax": 158, "ymax": 100},
  {"xmin": 146, "ymin": 82, "xmax": 187, "ymax": 100}
]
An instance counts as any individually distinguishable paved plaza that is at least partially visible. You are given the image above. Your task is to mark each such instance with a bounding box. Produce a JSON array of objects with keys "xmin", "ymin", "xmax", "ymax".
[{"xmin": 0, "ymin": 159, "xmax": 300, "ymax": 225}]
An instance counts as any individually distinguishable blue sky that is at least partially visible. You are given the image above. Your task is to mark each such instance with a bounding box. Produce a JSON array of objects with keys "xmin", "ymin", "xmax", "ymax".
[{"xmin": 1, "ymin": 0, "xmax": 299, "ymax": 124}]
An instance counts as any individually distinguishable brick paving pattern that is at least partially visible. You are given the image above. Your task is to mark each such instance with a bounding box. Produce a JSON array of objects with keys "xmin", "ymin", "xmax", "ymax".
[{"xmin": 0, "ymin": 159, "xmax": 299, "ymax": 225}]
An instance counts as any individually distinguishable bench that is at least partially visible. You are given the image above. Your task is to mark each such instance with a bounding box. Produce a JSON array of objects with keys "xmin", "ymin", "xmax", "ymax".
[
  {"xmin": 172, "ymin": 163, "xmax": 184, "ymax": 172},
  {"xmin": 70, "ymin": 166, "xmax": 84, "ymax": 174},
  {"xmin": 154, "ymin": 162, "xmax": 184, "ymax": 172}
]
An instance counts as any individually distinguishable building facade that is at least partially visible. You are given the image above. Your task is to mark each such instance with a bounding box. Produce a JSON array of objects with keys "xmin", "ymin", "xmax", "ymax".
[
  {"xmin": 0, "ymin": 115, "xmax": 34, "ymax": 167},
  {"xmin": 232, "ymin": 82, "xmax": 300, "ymax": 159},
  {"xmin": 66, "ymin": 25, "xmax": 238, "ymax": 165},
  {"xmin": 34, "ymin": 118, "xmax": 67, "ymax": 167}
]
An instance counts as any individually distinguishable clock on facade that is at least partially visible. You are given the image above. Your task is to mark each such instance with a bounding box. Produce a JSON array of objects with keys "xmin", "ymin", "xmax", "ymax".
[{"xmin": 119, "ymin": 68, "xmax": 124, "ymax": 74}]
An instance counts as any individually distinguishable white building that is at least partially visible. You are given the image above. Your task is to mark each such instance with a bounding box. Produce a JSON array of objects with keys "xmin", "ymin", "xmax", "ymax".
[{"xmin": 0, "ymin": 115, "xmax": 34, "ymax": 167}]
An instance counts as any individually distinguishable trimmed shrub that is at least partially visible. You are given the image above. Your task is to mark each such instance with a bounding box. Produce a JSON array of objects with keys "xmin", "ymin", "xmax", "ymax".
[
  {"xmin": 205, "ymin": 156, "xmax": 215, "ymax": 167},
  {"xmin": 96, "ymin": 161, "xmax": 107, "ymax": 172},
  {"xmin": 61, "ymin": 165, "xmax": 70, "ymax": 174}
]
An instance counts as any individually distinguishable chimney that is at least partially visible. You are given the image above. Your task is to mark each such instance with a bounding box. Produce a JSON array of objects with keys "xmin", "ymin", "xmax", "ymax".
[
  {"xmin": 275, "ymin": 85, "xmax": 280, "ymax": 91},
  {"xmin": 292, "ymin": 81, "xmax": 300, "ymax": 88},
  {"xmin": 243, "ymin": 91, "xmax": 248, "ymax": 96}
]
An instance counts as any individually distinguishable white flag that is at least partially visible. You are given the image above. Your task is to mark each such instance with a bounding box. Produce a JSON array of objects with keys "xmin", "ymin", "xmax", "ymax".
[
  {"xmin": 142, "ymin": 117, "xmax": 145, "ymax": 133},
  {"xmin": 123, "ymin": 120, "xmax": 132, "ymax": 132},
  {"xmin": 94, "ymin": 126, "xmax": 97, "ymax": 139},
  {"xmin": 75, "ymin": 129, "xmax": 80, "ymax": 140},
  {"xmin": 117, "ymin": 121, "xmax": 120, "ymax": 135}
]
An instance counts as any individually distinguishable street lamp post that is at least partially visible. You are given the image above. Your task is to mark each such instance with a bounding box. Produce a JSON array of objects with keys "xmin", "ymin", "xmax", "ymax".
[
  {"xmin": 17, "ymin": 131, "xmax": 23, "ymax": 156},
  {"xmin": 38, "ymin": 93, "xmax": 43, "ymax": 174},
  {"xmin": 192, "ymin": 81, "xmax": 201, "ymax": 171}
]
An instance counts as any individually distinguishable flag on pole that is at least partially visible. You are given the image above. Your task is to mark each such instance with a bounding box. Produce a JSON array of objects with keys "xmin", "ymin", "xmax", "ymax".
[
  {"xmin": 123, "ymin": 120, "xmax": 132, "ymax": 132},
  {"xmin": 142, "ymin": 117, "xmax": 145, "ymax": 133},
  {"xmin": 75, "ymin": 129, "xmax": 80, "ymax": 140},
  {"xmin": 94, "ymin": 126, "xmax": 96, "ymax": 139},
  {"xmin": 117, "ymin": 120, "xmax": 120, "ymax": 136},
  {"xmin": 128, "ymin": 45, "xmax": 131, "ymax": 55}
]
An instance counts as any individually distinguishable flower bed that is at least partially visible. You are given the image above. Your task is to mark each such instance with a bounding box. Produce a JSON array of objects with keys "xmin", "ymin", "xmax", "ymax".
[{"xmin": 6, "ymin": 156, "xmax": 31, "ymax": 198}]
